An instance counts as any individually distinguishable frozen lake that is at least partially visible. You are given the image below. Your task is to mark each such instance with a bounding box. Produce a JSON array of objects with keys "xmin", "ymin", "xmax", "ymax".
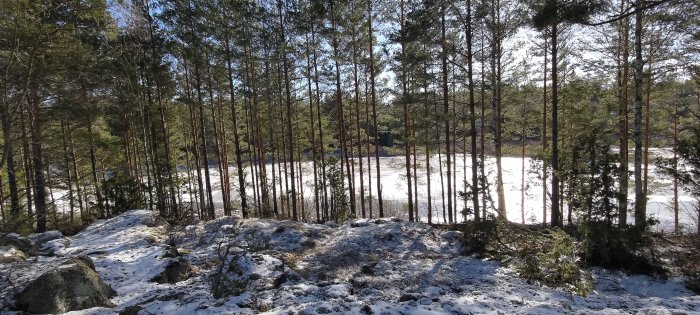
[
  {"xmin": 191, "ymin": 149, "xmax": 698, "ymax": 234},
  {"xmin": 50, "ymin": 149, "xmax": 698, "ymax": 234}
]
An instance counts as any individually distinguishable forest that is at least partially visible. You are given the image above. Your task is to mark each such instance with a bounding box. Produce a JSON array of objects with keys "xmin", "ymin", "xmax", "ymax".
[
  {"xmin": 1, "ymin": 0, "xmax": 699, "ymax": 232},
  {"xmin": 1, "ymin": 0, "xmax": 700, "ymax": 313}
]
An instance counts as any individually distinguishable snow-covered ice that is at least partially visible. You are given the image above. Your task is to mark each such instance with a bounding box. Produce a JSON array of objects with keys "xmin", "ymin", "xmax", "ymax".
[
  {"xmin": 185, "ymin": 151, "xmax": 698, "ymax": 233},
  {"xmin": 46, "ymin": 149, "xmax": 698, "ymax": 234}
]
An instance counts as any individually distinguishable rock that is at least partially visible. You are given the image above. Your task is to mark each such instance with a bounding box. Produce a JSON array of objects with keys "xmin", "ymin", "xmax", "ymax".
[
  {"xmin": 350, "ymin": 220, "xmax": 372, "ymax": 228},
  {"xmin": 142, "ymin": 214, "xmax": 170, "ymax": 228},
  {"xmin": 273, "ymin": 272, "xmax": 288, "ymax": 288},
  {"xmin": 301, "ymin": 239, "xmax": 316, "ymax": 248},
  {"xmin": 360, "ymin": 263, "xmax": 377, "ymax": 275},
  {"xmin": 273, "ymin": 226, "xmax": 287, "ymax": 234},
  {"xmin": 39, "ymin": 238, "xmax": 70, "ymax": 256},
  {"xmin": 150, "ymin": 257, "xmax": 194, "ymax": 284},
  {"xmin": 323, "ymin": 221, "xmax": 337, "ymax": 228},
  {"xmin": 249, "ymin": 273, "xmax": 262, "ymax": 280},
  {"xmin": 0, "ymin": 233, "xmax": 34, "ymax": 255},
  {"xmin": 162, "ymin": 245, "xmax": 180, "ymax": 258},
  {"xmin": 28, "ymin": 230, "xmax": 63, "ymax": 246},
  {"xmin": 119, "ymin": 305, "xmax": 143, "ymax": 315},
  {"xmin": 0, "ymin": 246, "xmax": 27, "ymax": 263},
  {"xmin": 399, "ymin": 293, "xmax": 421, "ymax": 302},
  {"xmin": 74, "ymin": 255, "xmax": 97, "ymax": 270},
  {"xmin": 220, "ymin": 224, "xmax": 237, "ymax": 233},
  {"xmin": 15, "ymin": 256, "xmax": 116, "ymax": 314}
]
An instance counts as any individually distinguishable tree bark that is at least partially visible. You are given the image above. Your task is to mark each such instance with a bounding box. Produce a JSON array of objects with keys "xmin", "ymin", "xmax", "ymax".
[
  {"xmin": 441, "ymin": 4, "xmax": 453, "ymax": 223},
  {"xmin": 350, "ymin": 23, "xmax": 366, "ymax": 219},
  {"xmin": 28, "ymin": 92, "xmax": 47, "ymax": 232},
  {"xmin": 305, "ymin": 32, "xmax": 321, "ymax": 222},
  {"xmin": 278, "ymin": 0, "xmax": 298, "ymax": 220},
  {"xmin": 633, "ymin": 2, "xmax": 645, "ymax": 228},
  {"xmin": 224, "ymin": 38, "xmax": 248, "ymax": 218},
  {"xmin": 542, "ymin": 35, "xmax": 548, "ymax": 225},
  {"xmin": 673, "ymin": 103, "xmax": 679, "ymax": 235},
  {"xmin": 551, "ymin": 22, "xmax": 561, "ymax": 227},
  {"xmin": 491, "ymin": 0, "xmax": 506, "ymax": 220},
  {"xmin": 618, "ymin": 0, "xmax": 631, "ymax": 228},
  {"xmin": 466, "ymin": 0, "xmax": 479, "ymax": 221},
  {"xmin": 400, "ymin": 0, "xmax": 414, "ymax": 221},
  {"xmin": 368, "ymin": 0, "xmax": 384, "ymax": 217},
  {"xmin": 1, "ymin": 107, "xmax": 19, "ymax": 216}
]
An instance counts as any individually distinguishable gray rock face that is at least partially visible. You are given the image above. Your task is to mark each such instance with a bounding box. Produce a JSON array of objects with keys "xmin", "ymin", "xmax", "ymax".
[
  {"xmin": 0, "ymin": 233, "xmax": 34, "ymax": 255},
  {"xmin": 28, "ymin": 230, "xmax": 63, "ymax": 246},
  {"xmin": 150, "ymin": 257, "xmax": 194, "ymax": 284},
  {"xmin": 15, "ymin": 256, "xmax": 116, "ymax": 314},
  {"xmin": 118, "ymin": 305, "xmax": 143, "ymax": 315},
  {"xmin": 0, "ymin": 246, "xmax": 27, "ymax": 263},
  {"xmin": 39, "ymin": 237, "xmax": 71, "ymax": 256}
]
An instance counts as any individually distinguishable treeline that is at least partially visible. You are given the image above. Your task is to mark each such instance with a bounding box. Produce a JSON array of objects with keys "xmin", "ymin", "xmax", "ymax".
[{"xmin": 0, "ymin": 0, "xmax": 699, "ymax": 234}]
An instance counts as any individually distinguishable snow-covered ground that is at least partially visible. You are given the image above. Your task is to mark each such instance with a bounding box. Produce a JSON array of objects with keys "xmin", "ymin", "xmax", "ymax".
[
  {"xmin": 49, "ymin": 149, "xmax": 699, "ymax": 234},
  {"xmin": 1, "ymin": 210, "xmax": 698, "ymax": 314}
]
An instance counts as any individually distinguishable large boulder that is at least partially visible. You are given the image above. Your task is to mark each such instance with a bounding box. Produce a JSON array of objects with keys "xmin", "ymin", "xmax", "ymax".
[{"xmin": 15, "ymin": 256, "xmax": 116, "ymax": 314}]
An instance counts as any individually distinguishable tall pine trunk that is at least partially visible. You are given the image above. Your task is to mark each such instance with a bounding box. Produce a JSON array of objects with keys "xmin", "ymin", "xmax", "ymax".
[
  {"xmin": 368, "ymin": 0, "xmax": 383, "ymax": 217},
  {"xmin": 633, "ymin": 3, "xmax": 646, "ymax": 228},
  {"xmin": 194, "ymin": 60, "xmax": 215, "ymax": 220},
  {"xmin": 305, "ymin": 33, "xmax": 321, "ymax": 222},
  {"xmin": 1, "ymin": 106, "xmax": 20, "ymax": 216},
  {"xmin": 28, "ymin": 92, "xmax": 47, "ymax": 232},
  {"xmin": 312, "ymin": 32, "xmax": 329, "ymax": 220},
  {"xmin": 400, "ymin": 0, "xmax": 414, "ymax": 221},
  {"xmin": 224, "ymin": 38, "xmax": 248, "ymax": 217},
  {"xmin": 351, "ymin": 25, "xmax": 366, "ymax": 219},
  {"xmin": 278, "ymin": 0, "xmax": 298, "ymax": 220},
  {"xmin": 87, "ymin": 120, "xmax": 103, "ymax": 218},
  {"xmin": 542, "ymin": 35, "xmax": 548, "ymax": 225},
  {"xmin": 490, "ymin": 1, "xmax": 506, "ymax": 220},
  {"xmin": 673, "ymin": 103, "xmax": 679, "ymax": 235},
  {"xmin": 20, "ymin": 108, "xmax": 33, "ymax": 216},
  {"xmin": 465, "ymin": 0, "xmax": 479, "ymax": 221},
  {"xmin": 441, "ymin": 5, "xmax": 453, "ymax": 223},
  {"xmin": 643, "ymin": 40, "xmax": 653, "ymax": 205},
  {"xmin": 61, "ymin": 119, "xmax": 75, "ymax": 223},
  {"xmin": 618, "ymin": 0, "xmax": 630, "ymax": 228},
  {"xmin": 551, "ymin": 22, "xmax": 561, "ymax": 227}
]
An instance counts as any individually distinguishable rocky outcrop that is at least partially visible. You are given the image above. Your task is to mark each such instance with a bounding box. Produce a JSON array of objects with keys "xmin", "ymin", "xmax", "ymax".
[{"xmin": 15, "ymin": 256, "xmax": 116, "ymax": 314}]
